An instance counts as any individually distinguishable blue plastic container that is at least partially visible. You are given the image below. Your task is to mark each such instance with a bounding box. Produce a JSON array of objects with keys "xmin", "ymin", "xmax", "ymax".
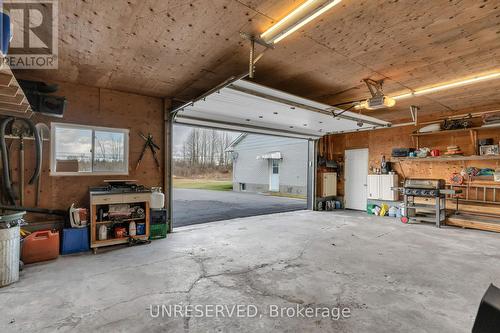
[
  {"xmin": 136, "ymin": 223, "xmax": 146, "ymax": 236},
  {"xmin": 61, "ymin": 227, "xmax": 90, "ymax": 255},
  {"xmin": 0, "ymin": 12, "xmax": 12, "ymax": 55}
]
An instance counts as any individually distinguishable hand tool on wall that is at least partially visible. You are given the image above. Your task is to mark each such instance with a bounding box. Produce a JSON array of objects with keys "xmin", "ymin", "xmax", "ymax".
[
  {"xmin": 34, "ymin": 123, "xmax": 49, "ymax": 207},
  {"xmin": 18, "ymin": 129, "xmax": 25, "ymax": 206},
  {"xmin": 135, "ymin": 132, "xmax": 161, "ymax": 171},
  {"xmin": 0, "ymin": 117, "xmax": 42, "ymax": 205}
]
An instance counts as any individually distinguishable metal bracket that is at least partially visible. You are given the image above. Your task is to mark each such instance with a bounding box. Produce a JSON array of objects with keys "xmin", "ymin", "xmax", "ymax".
[
  {"xmin": 240, "ymin": 32, "xmax": 273, "ymax": 49},
  {"xmin": 240, "ymin": 32, "xmax": 273, "ymax": 79},
  {"xmin": 363, "ymin": 78, "xmax": 386, "ymax": 98},
  {"xmin": 410, "ymin": 105, "xmax": 419, "ymax": 125}
]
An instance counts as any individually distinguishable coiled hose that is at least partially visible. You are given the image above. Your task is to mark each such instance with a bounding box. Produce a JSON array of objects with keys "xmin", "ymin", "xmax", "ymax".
[{"xmin": 0, "ymin": 117, "xmax": 42, "ymax": 205}]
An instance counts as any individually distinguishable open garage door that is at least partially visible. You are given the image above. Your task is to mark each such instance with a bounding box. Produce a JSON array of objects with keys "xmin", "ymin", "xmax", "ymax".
[
  {"xmin": 172, "ymin": 76, "xmax": 391, "ymax": 140},
  {"xmin": 170, "ymin": 76, "xmax": 391, "ymax": 216}
]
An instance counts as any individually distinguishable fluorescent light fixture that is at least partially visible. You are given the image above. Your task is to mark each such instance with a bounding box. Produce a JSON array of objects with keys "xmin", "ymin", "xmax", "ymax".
[
  {"xmin": 392, "ymin": 71, "xmax": 500, "ymax": 100},
  {"xmin": 261, "ymin": 0, "xmax": 342, "ymax": 44}
]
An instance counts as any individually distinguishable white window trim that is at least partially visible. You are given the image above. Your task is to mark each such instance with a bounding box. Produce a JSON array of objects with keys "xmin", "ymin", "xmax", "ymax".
[{"xmin": 50, "ymin": 122, "xmax": 130, "ymax": 176}]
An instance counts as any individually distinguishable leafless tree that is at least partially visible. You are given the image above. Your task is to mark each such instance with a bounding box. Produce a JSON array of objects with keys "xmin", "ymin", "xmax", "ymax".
[{"xmin": 181, "ymin": 128, "xmax": 233, "ymax": 172}]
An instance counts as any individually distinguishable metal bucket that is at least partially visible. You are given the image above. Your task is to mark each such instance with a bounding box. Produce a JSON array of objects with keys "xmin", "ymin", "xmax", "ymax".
[{"xmin": 0, "ymin": 225, "xmax": 20, "ymax": 287}]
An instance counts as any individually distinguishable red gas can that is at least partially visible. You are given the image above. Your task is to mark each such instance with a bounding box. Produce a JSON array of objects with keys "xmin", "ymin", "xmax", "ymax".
[{"xmin": 21, "ymin": 230, "xmax": 59, "ymax": 264}]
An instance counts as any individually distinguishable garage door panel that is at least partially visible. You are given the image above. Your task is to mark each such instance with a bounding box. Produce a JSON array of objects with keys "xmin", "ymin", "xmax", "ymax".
[{"xmin": 174, "ymin": 78, "xmax": 390, "ymax": 138}]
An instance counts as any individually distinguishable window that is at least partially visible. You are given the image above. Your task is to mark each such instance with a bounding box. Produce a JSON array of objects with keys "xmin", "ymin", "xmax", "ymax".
[
  {"xmin": 51, "ymin": 123, "xmax": 129, "ymax": 176},
  {"xmin": 240, "ymin": 183, "xmax": 246, "ymax": 191},
  {"xmin": 272, "ymin": 159, "xmax": 280, "ymax": 174}
]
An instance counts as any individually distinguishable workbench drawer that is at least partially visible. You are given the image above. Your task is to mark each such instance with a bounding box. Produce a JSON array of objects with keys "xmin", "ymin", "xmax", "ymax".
[
  {"xmin": 122, "ymin": 193, "xmax": 150, "ymax": 203},
  {"xmin": 91, "ymin": 195, "xmax": 121, "ymax": 205}
]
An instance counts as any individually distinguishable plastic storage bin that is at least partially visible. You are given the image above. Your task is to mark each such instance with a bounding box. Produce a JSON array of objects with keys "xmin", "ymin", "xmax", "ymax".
[
  {"xmin": 0, "ymin": 226, "xmax": 20, "ymax": 287},
  {"xmin": 61, "ymin": 227, "xmax": 90, "ymax": 255},
  {"xmin": 150, "ymin": 209, "xmax": 168, "ymax": 225},
  {"xmin": 150, "ymin": 223, "xmax": 168, "ymax": 240},
  {"xmin": 21, "ymin": 230, "xmax": 59, "ymax": 264}
]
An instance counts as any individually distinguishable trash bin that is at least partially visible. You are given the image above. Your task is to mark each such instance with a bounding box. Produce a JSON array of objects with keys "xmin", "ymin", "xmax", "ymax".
[
  {"xmin": 0, "ymin": 225, "xmax": 20, "ymax": 287},
  {"xmin": 0, "ymin": 211, "xmax": 25, "ymax": 288}
]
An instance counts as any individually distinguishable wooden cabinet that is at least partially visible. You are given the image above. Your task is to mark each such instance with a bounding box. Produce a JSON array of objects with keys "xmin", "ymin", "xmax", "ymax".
[
  {"xmin": 318, "ymin": 172, "xmax": 337, "ymax": 197},
  {"xmin": 367, "ymin": 175, "xmax": 399, "ymax": 201},
  {"xmin": 90, "ymin": 191, "xmax": 151, "ymax": 253}
]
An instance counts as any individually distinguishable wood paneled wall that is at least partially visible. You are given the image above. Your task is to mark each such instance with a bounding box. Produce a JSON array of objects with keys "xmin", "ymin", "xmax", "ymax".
[
  {"xmin": 319, "ymin": 125, "xmax": 500, "ymax": 196},
  {"xmin": 2, "ymin": 81, "xmax": 166, "ymax": 218}
]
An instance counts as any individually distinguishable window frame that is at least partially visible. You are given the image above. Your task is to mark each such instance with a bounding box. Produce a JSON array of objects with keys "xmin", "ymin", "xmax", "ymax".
[{"xmin": 50, "ymin": 122, "xmax": 130, "ymax": 176}]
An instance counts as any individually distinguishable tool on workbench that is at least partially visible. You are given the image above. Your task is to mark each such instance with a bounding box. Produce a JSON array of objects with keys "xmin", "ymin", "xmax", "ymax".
[{"xmin": 135, "ymin": 132, "xmax": 160, "ymax": 171}]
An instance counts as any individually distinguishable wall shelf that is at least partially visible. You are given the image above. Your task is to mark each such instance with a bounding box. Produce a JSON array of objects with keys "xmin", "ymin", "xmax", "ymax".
[
  {"xmin": 411, "ymin": 124, "xmax": 500, "ymax": 137},
  {"xmin": 392, "ymin": 155, "xmax": 500, "ymax": 163},
  {"xmin": 410, "ymin": 123, "xmax": 500, "ymax": 154}
]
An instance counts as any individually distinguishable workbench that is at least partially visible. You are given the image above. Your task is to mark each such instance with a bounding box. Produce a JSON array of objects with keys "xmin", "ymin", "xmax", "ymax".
[{"xmin": 89, "ymin": 191, "xmax": 151, "ymax": 253}]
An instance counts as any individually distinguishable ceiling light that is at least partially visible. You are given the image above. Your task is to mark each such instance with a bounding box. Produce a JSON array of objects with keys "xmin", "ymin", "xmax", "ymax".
[
  {"xmin": 261, "ymin": 0, "xmax": 342, "ymax": 45},
  {"xmin": 392, "ymin": 71, "xmax": 500, "ymax": 100}
]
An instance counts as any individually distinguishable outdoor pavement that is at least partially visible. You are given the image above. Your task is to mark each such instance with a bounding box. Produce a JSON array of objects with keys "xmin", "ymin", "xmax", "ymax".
[
  {"xmin": 173, "ymin": 188, "xmax": 307, "ymax": 227},
  {"xmin": 1, "ymin": 210, "xmax": 498, "ymax": 332}
]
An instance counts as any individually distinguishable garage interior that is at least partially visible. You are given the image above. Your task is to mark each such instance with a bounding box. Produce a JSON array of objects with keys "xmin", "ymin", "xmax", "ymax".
[{"xmin": 0, "ymin": 0, "xmax": 500, "ymax": 332}]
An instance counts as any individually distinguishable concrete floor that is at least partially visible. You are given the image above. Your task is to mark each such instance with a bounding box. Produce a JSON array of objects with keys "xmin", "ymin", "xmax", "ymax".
[
  {"xmin": 173, "ymin": 188, "xmax": 307, "ymax": 227},
  {"xmin": 1, "ymin": 210, "xmax": 499, "ymax": 332}
]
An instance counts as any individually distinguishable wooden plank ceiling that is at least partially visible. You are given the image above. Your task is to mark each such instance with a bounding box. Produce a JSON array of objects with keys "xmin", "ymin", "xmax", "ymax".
[{"xmin": 14, "ymin": 0, "xmax": 500, "ymax": 123}]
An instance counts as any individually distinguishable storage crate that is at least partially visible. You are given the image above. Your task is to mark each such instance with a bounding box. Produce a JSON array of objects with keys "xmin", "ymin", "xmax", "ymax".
[
  {"xmin": 61, "ymin": 227, "xmax": 89, "ymax": 255},
  {"xmin": 149, "ymin": 223, "xmax": 168, "ymax": 240},
  {"xmin": 150, "ymin": 209, "xmax": 168, "ymax": 225}
]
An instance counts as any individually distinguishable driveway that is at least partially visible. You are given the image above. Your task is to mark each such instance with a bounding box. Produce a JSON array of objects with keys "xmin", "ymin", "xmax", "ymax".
[{"xmin": 173, "ymin": 188, "xmax": 307, "ymax": 227}]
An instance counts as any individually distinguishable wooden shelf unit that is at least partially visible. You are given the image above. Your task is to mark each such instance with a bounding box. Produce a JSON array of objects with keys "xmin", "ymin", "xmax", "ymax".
[
  {"xmin": 90, "ymin": 191, "xmax": 151, "ymax": 253},
  {"xmin": 392, "ymin": 155, "xmax": 500, "ymax": 163},
  {"xmin": 0, "ymin": 64, "xmax": 33, "ymax": 118},
  {"xmin": 411, "ymin": 123, "xmax": 500, "ymax": 154},
  {"xmin": 411, "ymin": 124, "xmax": 500, "ymax": 137}
]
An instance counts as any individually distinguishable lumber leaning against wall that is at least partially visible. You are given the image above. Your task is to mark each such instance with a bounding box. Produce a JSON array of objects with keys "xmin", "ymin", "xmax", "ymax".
[{"xmin": 2, "ymin": 81, "xmax": 165, "ymax": 215}]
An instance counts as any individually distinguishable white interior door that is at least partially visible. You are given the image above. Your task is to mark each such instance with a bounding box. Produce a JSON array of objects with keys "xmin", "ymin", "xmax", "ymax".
[
  {"xmin": 345, "ymin": 149, "xmax": 369, "ymax": 210},
  {"xmin": 269, "ymin": 159, "xmax": 280, "ymax": 192}
]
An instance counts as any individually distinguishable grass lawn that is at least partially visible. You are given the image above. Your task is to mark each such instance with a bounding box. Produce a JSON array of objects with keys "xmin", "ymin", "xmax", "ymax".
[
  {"xmin": 173, "ymin": 178, "xmax": 233, "ymax": 191},
  {"xmin": 266, "ymin": 192, "xmax": 307, "ymax": 199}
]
